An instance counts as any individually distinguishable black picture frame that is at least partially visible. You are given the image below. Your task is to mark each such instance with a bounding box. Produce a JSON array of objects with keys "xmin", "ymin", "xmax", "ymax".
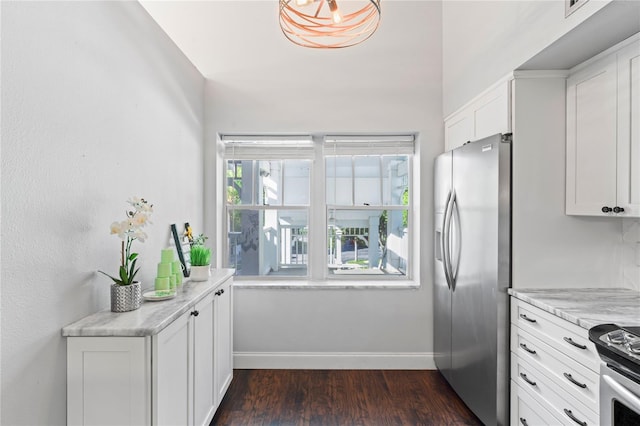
[{"xmin": 171, "ymin": 222, "xmax": 191, "ymax": 277}]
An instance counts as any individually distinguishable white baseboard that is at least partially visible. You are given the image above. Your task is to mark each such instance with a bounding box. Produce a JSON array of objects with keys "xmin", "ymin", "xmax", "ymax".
[{"xmin": 234, "ymin": 352, "xmax": 435, "ymax": 370}]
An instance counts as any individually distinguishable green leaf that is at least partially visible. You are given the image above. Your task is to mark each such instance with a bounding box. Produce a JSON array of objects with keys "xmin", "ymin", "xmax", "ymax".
[
  {"xmin": 127, "ymin": 258, "xmax": 138, "ymax": 284},
  {"xmin": 119, "ymin": 265, "xmax": 128, "ymax": 283},
  {"xmin": 128, "ymin": 252, "xmax": 138, "ymax": 262},
  {"xmin": 129, "ymin": 267, "xmax": 140, "ymax": 283},
  {"xmin": 98, "ymin": 270, "xmax": 123, "ymax": 285}
]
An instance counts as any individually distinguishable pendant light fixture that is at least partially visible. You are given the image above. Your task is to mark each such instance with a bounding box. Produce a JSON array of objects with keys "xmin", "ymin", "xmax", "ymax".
[{"xmin": 279, "ymin": 0, "xmax": 381, "ymax": 49}]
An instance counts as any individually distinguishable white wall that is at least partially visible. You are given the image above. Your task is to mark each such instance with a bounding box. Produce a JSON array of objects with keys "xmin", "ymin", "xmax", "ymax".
[
  {"xmin": 1, "ymin": 2, "xmax": 204, "ymax": 424},
  {"xmin": 203, "ymin": 1, "xmax": 442, "ymax": 367}
]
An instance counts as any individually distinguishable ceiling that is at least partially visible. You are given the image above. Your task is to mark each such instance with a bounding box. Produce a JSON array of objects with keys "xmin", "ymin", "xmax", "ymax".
[
  {"xmin": 139, "ymin": 0, "xmax": 424, "ymax": 80},
  {"xmin": 141, "ymin": 0, "xmax": 640, "ymax": 79}
]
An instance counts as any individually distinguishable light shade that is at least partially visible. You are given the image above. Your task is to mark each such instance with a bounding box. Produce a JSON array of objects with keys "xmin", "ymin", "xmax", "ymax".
[{"xmin": 279, "ymin": 0, "xmax": 381, "ymax": 49}]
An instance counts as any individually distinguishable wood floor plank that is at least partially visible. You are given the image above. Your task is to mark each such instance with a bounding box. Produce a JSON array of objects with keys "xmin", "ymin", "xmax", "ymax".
[{"xmin": 211, "ymin": 369, "xmax": 483, "ymax": 426}]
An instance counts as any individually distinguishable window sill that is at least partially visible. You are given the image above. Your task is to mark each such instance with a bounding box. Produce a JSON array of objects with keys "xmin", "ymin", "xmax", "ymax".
[{"xmin": 232, "ymin": 279, "xmax": 420, "ymax": 290}]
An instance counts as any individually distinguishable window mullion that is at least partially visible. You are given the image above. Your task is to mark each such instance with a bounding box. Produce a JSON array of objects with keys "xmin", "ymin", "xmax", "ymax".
[{"xmin": 309, "ymin": 140, "xmax": 325, "ymax": 280}]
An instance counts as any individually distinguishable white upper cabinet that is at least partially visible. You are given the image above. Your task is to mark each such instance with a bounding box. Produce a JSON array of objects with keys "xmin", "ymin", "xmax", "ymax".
[
  {"xmin": 617, "ymin": 41, "xmax": 640, "ymax": 216},
  {"xmin": 566, "ymin": 35, "xmax": 640, "ymax": 217},
  {"xmin": 444, "ymin": 78, "xmax": 511, "ymax": 151}
]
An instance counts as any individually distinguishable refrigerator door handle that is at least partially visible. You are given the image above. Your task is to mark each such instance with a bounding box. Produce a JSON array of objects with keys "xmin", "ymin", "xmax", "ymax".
[
  {"xmin": 450, "ymin": 193, "xmax": 461, "ymax": 291},
  {"xmin": 442, "ymin": 190, "xmax": 453, "ymax": 289},
  {"xmin": 443, "ymin": 189, "xmax": 456, "ymax": 290}
]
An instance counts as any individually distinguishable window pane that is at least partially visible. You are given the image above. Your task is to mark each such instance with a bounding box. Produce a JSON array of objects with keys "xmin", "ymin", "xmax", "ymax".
[
  {"xmin": 256, "ymin": 160, "xmax": 282, "ymax": 206},
  {"xmin": 226, "ymin": 160, "xmax": 252, "ymax": 205},
  {"xmin": 283, "ymin": 160, "xmax": 310, "ymax": 205},
  {"xmin": 354, "ymin": 156, "xmax": 381, "ymax": 206},
  {"xmin": 227, "ymin": 209, "xmax": 308, "ymax": 277},
  {"xmin": 382, "ymin": 156, "xmax": 409, "ymax": 206},
  {"xmin": 326, "ymin": 156, "xmax": 352, "ymax": 205},
  {"xmin": 327, "ymin": 209, "xmax": 408, "ymax": 276}
]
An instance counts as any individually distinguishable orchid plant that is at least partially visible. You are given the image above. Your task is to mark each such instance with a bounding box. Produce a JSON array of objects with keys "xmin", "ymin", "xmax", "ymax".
[{"xmin": 99, "ymin": 197, "xmax": 153, "ymax": 286}]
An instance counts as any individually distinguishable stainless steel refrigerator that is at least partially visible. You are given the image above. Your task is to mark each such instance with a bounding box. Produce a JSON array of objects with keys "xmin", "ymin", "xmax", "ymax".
[{"xmin": 433, "ymin": 133, "xmax": 511, "ymax": 426}]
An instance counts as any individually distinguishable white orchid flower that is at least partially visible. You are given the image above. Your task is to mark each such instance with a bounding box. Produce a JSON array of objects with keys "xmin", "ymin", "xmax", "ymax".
[
  {"xmin": 102, "ymin": 197, "xmax": 153, "ymax": 285},
  {"xmin": 133, "ymin": 229, "xmax": 148, "ymax": 242},
  {"xmin": 110, "ymin": 221, "xmax": 123, "ymax": 235}
]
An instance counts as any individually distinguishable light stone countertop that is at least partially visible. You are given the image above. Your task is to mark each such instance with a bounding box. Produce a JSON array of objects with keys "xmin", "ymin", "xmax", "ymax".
[
  {"xmin": 62, "ymin": 268, "xmax": 234, "ymax": 337},
  {"xmin": 508, "ymin": 287, "xmax": 640, "ymax": 330}
]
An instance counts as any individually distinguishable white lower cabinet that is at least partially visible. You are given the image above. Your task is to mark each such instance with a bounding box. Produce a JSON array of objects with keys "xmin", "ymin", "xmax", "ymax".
[
  {"xmin": 214, "ymin": 278, "xmax": 233, "ymax": 405},
  {"xmin": 154, "ymin": 292, "xmax": 217, "ymax": 426},
  {"xmin": 511, "ymin": 378, "xmax": 563, "ymax": 426},
  {"xmin": 66, "ymin": 274, "xmax": 233, "ymax": 426},
  {"xmin": 510, "ymin": 297, "xmax": 599, "ymax": 426}
]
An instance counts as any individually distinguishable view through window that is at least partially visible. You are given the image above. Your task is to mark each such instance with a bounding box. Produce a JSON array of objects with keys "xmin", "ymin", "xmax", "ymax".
[{"xmin": 222, "ymin": 135, "xmax": 414, "ymax": 280}]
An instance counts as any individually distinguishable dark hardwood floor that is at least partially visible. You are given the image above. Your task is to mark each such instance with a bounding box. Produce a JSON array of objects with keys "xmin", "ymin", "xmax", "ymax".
[{"xmin": 211, "ymin": 369, "xmax": 482, "ymax": 425}]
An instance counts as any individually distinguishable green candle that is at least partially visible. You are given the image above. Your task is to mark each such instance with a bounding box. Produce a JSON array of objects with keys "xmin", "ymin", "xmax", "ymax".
[
  {"xmin": 175, "ymin": 272, "xmax": 183, "ymax": 287},
  {"xmin": 157, "ymin": 262, "xmax": 171, "ymax": 278},
  {"xmin": 169, "ymin": 274, "xmax": 177, "ymax": 290},
  {"xmin": 171, "ymin": 260, "xmax": 182, "ymax": 274},
  {"xmin": 161, "ymin": 248, "xmax": 174, "ymax": 264},
  {"xmin": 155, "ymin": 277, "xmax": 169, "ymax": 291}
]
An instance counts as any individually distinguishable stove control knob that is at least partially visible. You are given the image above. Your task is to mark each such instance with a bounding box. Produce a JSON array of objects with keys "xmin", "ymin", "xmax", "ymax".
[
  {"xmin": 627, "ymin": 340, "xmax": 640, "ymax": 354},
  {"xmin": 607, "ymin": 329, "xmax": 628, "ymax": 344}
]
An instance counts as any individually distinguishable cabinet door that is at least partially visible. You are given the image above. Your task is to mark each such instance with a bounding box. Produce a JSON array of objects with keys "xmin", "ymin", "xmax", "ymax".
[
  {"xmin": 214, "ymin": 278, "xmax": 234, "ymax": 408},
  {"xmin": 617, "ymin": 41, "xmax": 640, "ymax": 216},
  {"xmin": 444, "ymin": 111, "xmax": 473, "ymax": 151},
  {"xmin": 444, "ymin": 79, "xmax": 511, "ymax": 152},
  {"xmin": 566, "ymin": 55, "xmax": 618, "ymax": 215},
  {"xmin": 153, "ymin": 310, "xmax": 192, "ymax": 426},
  {"xmin": 193, "ymin": 293, "xmax": 215, "ymax": 426},
  {"xmin": 473, "ymin": 80, "xmax": 511, "ymax": 141},
  {"xmin": 511, "ymin": 379, "xmax": 563, "ymax": 426},
  {"xmin": 67, "ymin": 337, "xmax": 151, "ymax": 426}
]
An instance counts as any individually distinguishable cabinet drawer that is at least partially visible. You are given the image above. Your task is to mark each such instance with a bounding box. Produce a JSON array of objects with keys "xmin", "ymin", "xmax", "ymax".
[
  {"xmin": 511, "ymin": 299, "xmax": 599, "ymax": 372},
  {"xmin": 511, "ymin": 380, "xmax": 563, "ymax": 426},
  {"xmin": 512, "ymin": 353, "xmax": 598, "ymax": 426},
  {"xmin": 511, "ymin": 326, "xmax": 599, "ymax": 408}
]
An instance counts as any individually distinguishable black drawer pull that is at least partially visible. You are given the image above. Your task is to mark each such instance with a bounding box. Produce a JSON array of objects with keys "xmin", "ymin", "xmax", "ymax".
[
  {"xmin": 191, "ymin": 310, "xmax": 199, "ymax": 317},
  {"xmin": 519, "ymin": 372, "xmax": 537, "ymax": 387},
  {"xmin": 564, "ymin": 409, "xmax": 587, "ymax": 426},
  {"xmin": 564, "ymin": 372, "xmax": 587, "ymax": 389},
  {"xmin": 519, "ymin": 313, "xmax": 537, "ymax": 323},
  {"xmin": 563, "ymin": 337, "xmax": 587, "ymax": 350},
  {"xmin": 519, "ymin": 343, "xmax": 537, "ymax": 355},
  {"xmin": 520, "ymin": 418, "xmax": 529, "ymax": 426}
]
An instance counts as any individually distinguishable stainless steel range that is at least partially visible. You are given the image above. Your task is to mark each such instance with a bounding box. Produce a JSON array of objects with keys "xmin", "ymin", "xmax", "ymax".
[{"xmin": 589, "ymin": 324, "xmax": 640, "ymax": 426}]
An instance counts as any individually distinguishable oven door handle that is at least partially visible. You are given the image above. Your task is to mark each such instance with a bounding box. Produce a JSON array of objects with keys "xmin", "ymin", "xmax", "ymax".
[{"xmin": 603, "ymin": 373, "xmax": 640, "ymax": 413}]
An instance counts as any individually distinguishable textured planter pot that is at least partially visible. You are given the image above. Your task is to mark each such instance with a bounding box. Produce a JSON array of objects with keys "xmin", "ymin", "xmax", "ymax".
[
  {"xmin": 190, "ymin": 265, "xmax": 211, "ymax": 282},
  {"xmin": 110, "ymin": 282, "xmax": 142, "ymax": 312}
]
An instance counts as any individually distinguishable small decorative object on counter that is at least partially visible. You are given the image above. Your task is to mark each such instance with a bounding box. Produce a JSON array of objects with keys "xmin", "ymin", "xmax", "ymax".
[
  {"xmin": 189, "ymin": 232, "xmax": 212, "ymax": 282},
  {"xmin": 99, "ymin": 197, "xmax": 153, "ymax": 312},
  {"xmin": 171, "ymin": 260, "xmax": 183, "ymax": 287},
  {"xmin": 154, "ymin": 248, "xmax": 179, "ymax": 297}
]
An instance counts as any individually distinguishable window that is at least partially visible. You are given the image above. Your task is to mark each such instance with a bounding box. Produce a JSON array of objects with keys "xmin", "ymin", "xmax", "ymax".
[
  {"xmin": 221, "ymin": 134, "xmax": 415, "ymax": 281},
  {"xmin": 326, "ymin": 155, "xmax": 410, "ymax": 276}
]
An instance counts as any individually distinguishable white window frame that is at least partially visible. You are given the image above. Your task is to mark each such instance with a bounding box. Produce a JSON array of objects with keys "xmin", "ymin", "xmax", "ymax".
[{"xmin": 219, "ymin": 133, "xmax": 417, "ymax": 285}]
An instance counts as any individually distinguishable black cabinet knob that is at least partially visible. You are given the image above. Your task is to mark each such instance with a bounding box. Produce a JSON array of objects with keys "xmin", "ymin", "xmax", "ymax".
[
  {"xmin": 215, "ymin": 290, "xmax": 221, "ymax": 296},
  {"xmin": 220, "ymin": 289, "xmax": 225, "ymax": 295},
  {"xmin": 191, "ymin": 310, "xmax": 199, "ymax": 317},
  {"xmin": 613, "ymin": 206, "xmax": 625, "ymax": 213},
  {"xmin": 602, "ymin": 206, "xmax": 613, "ymax": 213}
]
